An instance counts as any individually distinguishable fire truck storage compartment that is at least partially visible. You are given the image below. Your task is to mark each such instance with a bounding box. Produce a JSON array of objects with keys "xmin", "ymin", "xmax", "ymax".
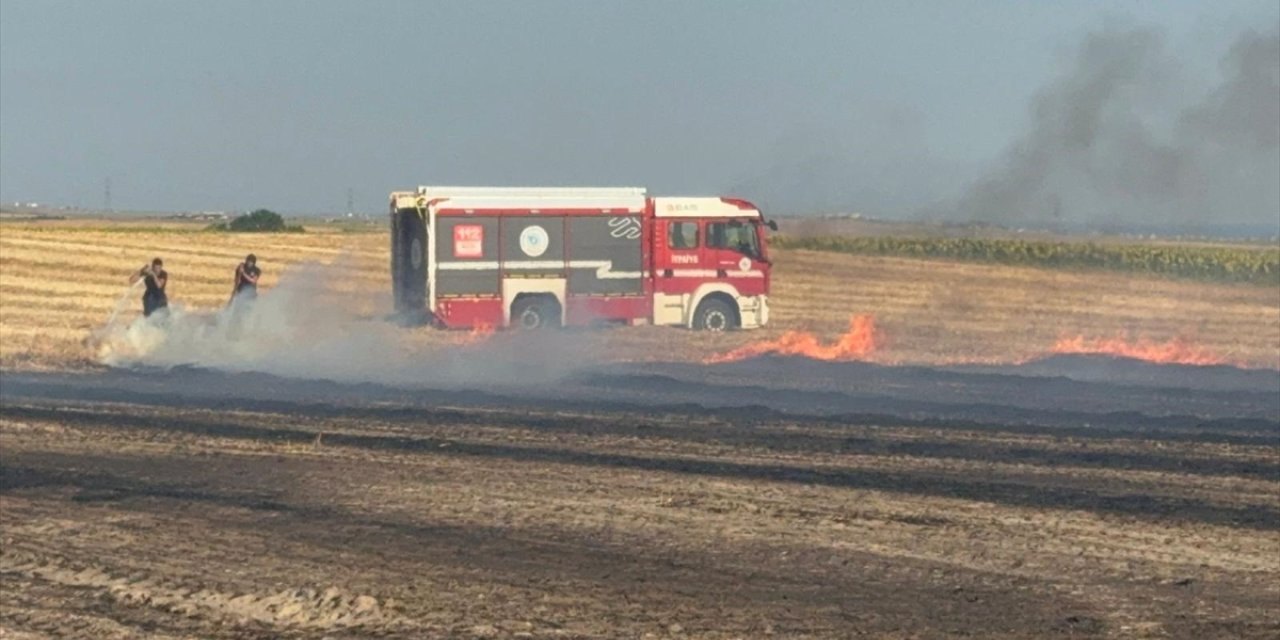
[
  {"xmin": 567, "ymin": 215, "xmax": 643, "ymax": 295},
  {"xmin": 435, "ymin": 215, "xmax": 501, "ymax": 296},
  {"xmin": 499, "ymin": 216, "xmax": 566, "ymax": 280}
]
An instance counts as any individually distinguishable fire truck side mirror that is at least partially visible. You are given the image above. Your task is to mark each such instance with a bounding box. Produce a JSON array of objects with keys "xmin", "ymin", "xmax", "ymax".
[{"xmin": 766, "ymin": 220, "xmax": 778, "ymax": 231}]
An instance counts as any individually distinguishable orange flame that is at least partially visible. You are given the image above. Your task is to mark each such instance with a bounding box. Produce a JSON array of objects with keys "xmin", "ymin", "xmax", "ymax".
[
  {"xmin": 1050, "ymin": 334, "xmax": 1228, "ymax": 366},
  {"xmin": 705, "ymin": 314, "xmax": 878, "ymax": 364},
  {"xmin": 456, "ymin": 323, "xmax": 495, "ymax": 345}
]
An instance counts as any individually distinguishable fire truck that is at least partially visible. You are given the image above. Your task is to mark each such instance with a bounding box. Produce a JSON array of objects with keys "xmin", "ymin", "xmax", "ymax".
[{"xmin": 389, "ymin": 186, "xmax": 775, "ymax": 331}]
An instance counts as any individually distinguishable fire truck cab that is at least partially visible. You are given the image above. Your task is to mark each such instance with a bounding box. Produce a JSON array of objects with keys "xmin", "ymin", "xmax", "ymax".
[{"xmin": 390, "ymin": 187, "xmax": 773, "ymax": 331}]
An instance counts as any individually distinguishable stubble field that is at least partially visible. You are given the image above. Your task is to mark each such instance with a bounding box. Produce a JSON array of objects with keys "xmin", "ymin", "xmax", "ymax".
[
  {"xmin": 1, "ymin": 219, "xmax": 1278, "ymax": 639},
  {"xmin": 2, "ymin": 220, "xmax": 1277, "ymax": 369}
]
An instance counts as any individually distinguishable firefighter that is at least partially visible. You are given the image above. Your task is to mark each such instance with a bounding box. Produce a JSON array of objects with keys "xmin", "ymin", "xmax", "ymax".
[
  {"xmin": 230, "ymin": 253, "xmax": 261, "ymax": 306},
  {"xmin": 129, "ymin": 257, "xmax": 168, "ymax": 317}
]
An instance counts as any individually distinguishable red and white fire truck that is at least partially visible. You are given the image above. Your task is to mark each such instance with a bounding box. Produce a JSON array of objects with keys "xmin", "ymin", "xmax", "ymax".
[{"xmin": 389, "ymin": 187, "xmax": 775, "ymax": 331}]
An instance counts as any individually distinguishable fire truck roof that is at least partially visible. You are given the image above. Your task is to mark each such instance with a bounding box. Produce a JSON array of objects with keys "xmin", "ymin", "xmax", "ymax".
[
  {"xmin": 416, "ymin": 186, "xmax": 646, "ymax": 198},
  {"xmin": 392, "ymin": 186, "xmax": 648, "ymax": 212},
  {"xmin": 389, "ymin": 188, "xmax": 761, "ymax": 217}
]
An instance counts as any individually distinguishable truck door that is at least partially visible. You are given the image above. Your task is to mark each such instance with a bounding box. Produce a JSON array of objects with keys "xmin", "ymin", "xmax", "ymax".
[
  {"xmin": 654, "ymin": 218, "xmax": 704, "ymax": 286},
  {"xmin": 704, "ymin": 219, "xmax": 768, "ymax": 296}
]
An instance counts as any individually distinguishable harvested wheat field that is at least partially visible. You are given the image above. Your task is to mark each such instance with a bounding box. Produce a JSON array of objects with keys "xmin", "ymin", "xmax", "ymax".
[
  {"xmin": 2, "ymin": 219, "xmax": 1279, "ymax": 639},
  {"xmin": 3, "ymin": 220, "xmax": 1276, "ymax": 369}
]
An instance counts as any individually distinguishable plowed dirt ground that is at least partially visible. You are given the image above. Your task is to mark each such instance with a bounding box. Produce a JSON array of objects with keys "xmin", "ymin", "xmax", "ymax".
[{"xmin": 2, "ymin": 361, "xmax": 1277, "ymax": 639}]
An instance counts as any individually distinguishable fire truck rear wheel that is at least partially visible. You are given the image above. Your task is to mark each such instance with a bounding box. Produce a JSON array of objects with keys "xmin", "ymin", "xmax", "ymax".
[
  {"xmin": 693, "ymin": 298, "xmax": 738, "ymax": 332},
  {"xmin": 511, "ymin": 296, "xmax": 560, "ymax": 330}
]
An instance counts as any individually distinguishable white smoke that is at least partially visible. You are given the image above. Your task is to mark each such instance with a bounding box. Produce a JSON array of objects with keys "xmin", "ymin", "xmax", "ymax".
[{"xmin": 91, "ymin": 263, "xmax": 598, "ymax": 388}]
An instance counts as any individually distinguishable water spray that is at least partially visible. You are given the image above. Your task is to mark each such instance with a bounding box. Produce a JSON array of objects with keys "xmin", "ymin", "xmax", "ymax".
[
  {"xmin": 88, "ymin": 279, "xmax": 146, "ymax": 357},
  {"xmin": 103, "ymin": 279, "xmax": 145, "ymax": 328}
]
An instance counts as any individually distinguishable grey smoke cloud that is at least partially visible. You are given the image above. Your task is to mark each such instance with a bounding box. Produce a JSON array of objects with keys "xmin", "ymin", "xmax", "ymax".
[
  {"xmin": 729, "ymin": 115, "xmax": 971, "ymax": 218},
  {"xmin": 954, "ymin": 27, "xmax": 1280, "ymax": 230}
]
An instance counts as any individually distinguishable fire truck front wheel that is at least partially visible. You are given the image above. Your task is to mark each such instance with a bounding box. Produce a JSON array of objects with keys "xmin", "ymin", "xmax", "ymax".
[
  {"xmin": 692, "ymin": 297, "xmax": 739, "ymax": 332},
  {"xmin": 510, "ymin": 295, "xmax": 561, "ymax": 330}
]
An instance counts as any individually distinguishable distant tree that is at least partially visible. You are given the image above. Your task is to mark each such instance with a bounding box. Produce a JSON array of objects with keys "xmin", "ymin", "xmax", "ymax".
[
  {"xmin": 230, "ymin": 209, "xmax": 287, "ymax": 231},
  {"xmin": 208, "ymin": 209, "xmax": 303, "ymax": 232}
]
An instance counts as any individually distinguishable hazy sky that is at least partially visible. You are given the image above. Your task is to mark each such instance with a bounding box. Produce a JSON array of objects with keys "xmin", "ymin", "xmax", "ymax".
[{"xmin": 1, "ymin": 1, "xmax": 1277, "ymax": 220}]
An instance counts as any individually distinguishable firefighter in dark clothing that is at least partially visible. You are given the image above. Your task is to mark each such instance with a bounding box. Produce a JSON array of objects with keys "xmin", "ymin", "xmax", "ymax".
[
  {"xmin": 230, "ymin": 253, "xmax": 261, "ymax": 305},
  {"xmin": 129, "ymin": 257, "xmax": 168, "ymax": 317}
]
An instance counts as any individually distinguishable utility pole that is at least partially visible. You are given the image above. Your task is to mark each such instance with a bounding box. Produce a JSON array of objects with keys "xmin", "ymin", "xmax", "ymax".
[
  {"xmin": 346, "ymin": 187, "xmax": 355, "ymax": 216},
  {"xmin": 104, "ymin": 177, "xmax": 112, "ymax": 212}
]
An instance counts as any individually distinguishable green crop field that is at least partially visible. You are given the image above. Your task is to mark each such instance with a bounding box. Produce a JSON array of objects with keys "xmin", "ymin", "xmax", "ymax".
[{"xmin": 772, "ymin": 235, "xmax": 1280, "ymax": 286}]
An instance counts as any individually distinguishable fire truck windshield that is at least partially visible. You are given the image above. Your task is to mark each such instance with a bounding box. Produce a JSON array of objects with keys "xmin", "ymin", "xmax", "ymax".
[{"xmin": 707, "ymin": 220, "xmax": 762, "ymax": 259}]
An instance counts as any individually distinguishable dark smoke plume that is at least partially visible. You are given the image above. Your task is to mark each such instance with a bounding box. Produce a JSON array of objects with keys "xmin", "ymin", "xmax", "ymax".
[{"xmin": 955, "ymin": 27, "xmax": 1280, "ymax": 232}]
